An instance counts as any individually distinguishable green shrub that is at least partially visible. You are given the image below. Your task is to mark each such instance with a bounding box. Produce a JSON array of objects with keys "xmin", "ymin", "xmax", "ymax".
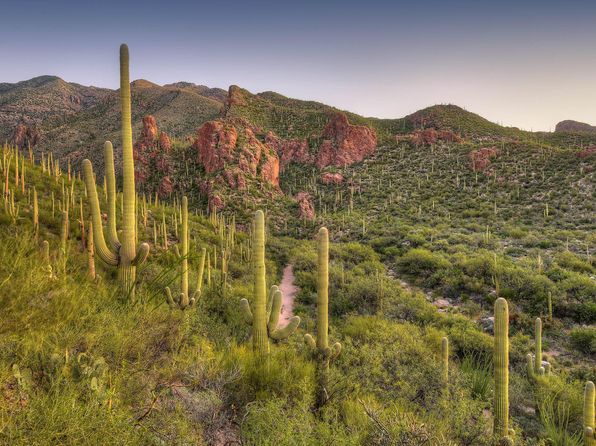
[
  {"xmin": 397, "ymin": 248, "xmax": 450, "ymax": 278},
  {"xmin": 569, "ymin": 327, "xmax": 596, "ymax": 354}
]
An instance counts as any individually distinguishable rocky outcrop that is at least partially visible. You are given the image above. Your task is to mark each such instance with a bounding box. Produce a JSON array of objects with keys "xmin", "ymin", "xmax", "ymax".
[
  {"xmin": 265, "ymin": 132, "xmax": 311, "ymax": 171},
  {"xmin": 576, "ymin": 146, "xmax": 596, "ymax": 159},
  {"xmin": 316, "ymin": 113, "xmax": 377, "ymax": 169},
  {"xmin": 555, "ymin": 120, "xmax": 596, "ymax": 133},
  {"xmin": 193, "ymin": 119, "xmax": 280, "ymax": 188},
  {"xmin": 321, "ymin": 172, "xmax": 344, "ymax": 185},
  {"xmin": 469, "ymin": 147, "xmax": 499, "ymax": 172},
  {"xmin": 12, "ymin": 120, "xmax": 41, "ymax": 149},
  {"xmin": 295, "ymin": 192, "xmax": 315, "ymax": 220},
  {"xmin": 226, "ymin": 85, "xmax": 247, "ymax": 107},
  {"xmin": 133, "ymin": 115, "xmax": 173, "ymax": 197}
]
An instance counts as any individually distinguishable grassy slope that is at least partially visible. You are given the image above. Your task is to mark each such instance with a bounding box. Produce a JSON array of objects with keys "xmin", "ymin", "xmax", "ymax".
[{"xmin": 0, "ymin": 147, "xmax": 593, "ymax": 445}]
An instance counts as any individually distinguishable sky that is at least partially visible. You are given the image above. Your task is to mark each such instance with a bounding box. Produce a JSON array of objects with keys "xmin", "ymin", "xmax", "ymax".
[{"xmin": 1, "ymin": 0, "xmax": 595, "ymax": 131}]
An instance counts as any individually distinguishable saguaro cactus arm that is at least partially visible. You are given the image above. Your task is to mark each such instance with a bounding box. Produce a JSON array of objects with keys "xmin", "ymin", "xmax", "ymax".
[
  {"xmin": 239, "ymin": 298, "xmax": 253, "ymax": 325},
  {"xmin": 82, "ymin": 159, "xmax": 119, "ymax": 267},
  {"xmin": 132, "ymin": 244, "xmax": 150, "ymax": 266},
  {"xmin": 103, "ymin": 141, "xmax": 120, "ymax": 250}
]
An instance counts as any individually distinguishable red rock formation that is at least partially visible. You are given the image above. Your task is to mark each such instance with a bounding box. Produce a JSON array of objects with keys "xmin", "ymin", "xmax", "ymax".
[
  {"xmin": 12, "ymin": 120, "xmax": 41, "ymax": 149},
  {"xmin": 576, "ymin": 146, "xmax": 596, "ymax": 158},
  {"xmin": 193, "ymin": 119, "xmax": 280, "ymax": 188},
  {"xmin": 227, "ymin": 85, "xmax": 247, "ymax": 107},
  {"xmin": 316, "ymin": 113, "xmax": 377, "ymax": 168},
  {"xmin": 265, "ymin": 132, "xmax": 311, "ymax": 171},
  {"xmin": 157, "ymin": 176, "xmax": 173, "ymax": 197},
  {"xmin": 469, "ymin": 147, "xmax": 500, "ymax": 172},
  {"xmin": 295, "ymin": 192, "xmax": 315, "ymax": 220},
  {"xmin": 321, "ymin": 172, "xmax": 344, "ymax": 185},
  {"xmin": 133, "ymin": 115, "xmax": 172, "ymax": 197},
  {"xmin": 159, "ymin": 132, "xmax": 171, "ymax": 153}
]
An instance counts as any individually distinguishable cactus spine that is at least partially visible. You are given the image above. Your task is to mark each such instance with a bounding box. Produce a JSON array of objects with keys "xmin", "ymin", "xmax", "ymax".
[
  {"xmin": 585, "ymin": 381, "xmax": 595, "ymax": 446},
  {"xmin": 305, "ymin": 227, "xmax": 341, "ymax": 408},
  {"xmin": 441, "ymin": 336, "xmax": 449, "ymax": 383},
  {"xmin": 494, "ymin": 298, "xmax": 514, "ymax": 444},
  {"xmin": 239, "ymin": 210, "xmax": 300, "ymax": 355},
  {"xmin": 82, "ymin": 45, "xmax": 149, "ymax": 300}
]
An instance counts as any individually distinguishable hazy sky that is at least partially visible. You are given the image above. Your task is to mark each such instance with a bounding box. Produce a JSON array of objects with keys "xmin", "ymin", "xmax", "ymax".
[{"xmin": 2, "ymin": 0, "xmax": 595, "ymax": 131}]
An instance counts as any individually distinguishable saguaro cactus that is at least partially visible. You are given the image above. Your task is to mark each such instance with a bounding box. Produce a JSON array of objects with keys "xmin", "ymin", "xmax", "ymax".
[
  {"xmin": 441, "ymin": 336, "xmax": 449, "ymax": 383},
  {"xmin": 32, "ymin": 187, "xmax": 38, "ymax": 238},
  {"xmin": 165, "ymin": 197, "xmax": 204, "ymax": 309},
  {"xmin": 239, "ymin": 210, "xmax": 300, "ymax": 355},
  {"xmin": 87, "ymin": 221, "xmax": 96, "ymax": 281},
  {"xmin": 535, "ymin": 317, "xmax": 543, "ymax": 374},
  {"xmin": 585, "ymin": 381, "xmax": 595, "ymax": 446},
  {"xmin": 82, "ymin": 45, "xmax": 149, "ymax": 300},
  {"xmin": 494, "ymin": 297, "xmax": 514, "ymax": 444},
  {"xmin": 305, "ymin": 227, "xmax": 341, "ymax": 408}
]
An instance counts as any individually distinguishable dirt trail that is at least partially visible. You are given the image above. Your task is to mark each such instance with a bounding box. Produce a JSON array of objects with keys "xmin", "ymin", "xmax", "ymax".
[{"xmin": 278, "ymin": 264, "xmax": 298, "ymax": 328}]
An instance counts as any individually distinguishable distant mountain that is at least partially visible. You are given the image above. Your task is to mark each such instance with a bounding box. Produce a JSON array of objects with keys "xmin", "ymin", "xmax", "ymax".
[
  {"xmin": 555, "ymin": 120, "xmax": 596, "ymax": 133},
  {"xmin": 0, "ymin": 76, "xmax": 226, "ymax": 169},
  {"xmin": 6, "ymin": 75, "xmax": 595, "ymax": 178}
]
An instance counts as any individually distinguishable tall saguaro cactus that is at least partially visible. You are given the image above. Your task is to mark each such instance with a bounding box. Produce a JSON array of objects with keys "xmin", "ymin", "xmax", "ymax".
[
  {"xmin": 239, "ymin": 210, "xmax": 300, "ymax": 355},
  {"xmin": 494, "ymin": 298, "xmax": 514, "ymax": 445},
  {"xmin": 166, "ymin": 197, "xmax": 204, "ymax": 309},
  {"xmin": 585, "ymin": 381, "xmax": 595, "ymax": 446},
  {"xmin": 441, "ymin": 337, "xmax": 449, "ymax": 383},
  {"xmin": 82, "ymin": 45, "xmax": 149, "ymax": 300},
  {"xmin": 535, "ymin": 317, "xmax": 543, "ymax": 374},
  {"xmin": 305, "ymin": 227, "xmax": 341, "ymax": 408}
]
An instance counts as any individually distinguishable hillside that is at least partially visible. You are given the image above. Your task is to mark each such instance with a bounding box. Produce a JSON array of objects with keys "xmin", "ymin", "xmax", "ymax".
[{"xmin": 1, "ymin": 45, "xmax": 595, "ymax": 446}]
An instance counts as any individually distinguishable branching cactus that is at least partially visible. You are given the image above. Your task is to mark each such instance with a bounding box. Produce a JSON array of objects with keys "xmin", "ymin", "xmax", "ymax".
[
  {"xmin": 239, "ymin": 210, "xmax": 300, "ymax": 355},
  {"xmin": 165, "ymin": 197, "xmax": 203, "ymax": 309},
  {"xmin": 585, "ymin": 381, "xmax": 595, "ymax": 446},
  {"xmin": 304, "ymin": 227, "xmax": 341, "ymax": 408},
  {"xmin": 82, "ymin": 45, "xmax": 149, "ymax": 300},
  {"xmin": 494, "ymin": 298, "xmax": 515, "ymax": 444}
]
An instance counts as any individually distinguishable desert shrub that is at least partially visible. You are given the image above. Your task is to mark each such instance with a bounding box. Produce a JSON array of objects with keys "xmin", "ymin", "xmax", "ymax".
[
  {"xmin": 397, "ymin": 248, "xmax": 450, "ymax": 278},
  {"xmin": 554, "ymin": 251, "xmax": 593, "ymax": 274},
  {"xmin": 569, "ymin": 327, "xmax": 596, "ymax": 354},
  {"xmin": 558, "ymin": 273, "xmax": 596, "ymax": 303}
]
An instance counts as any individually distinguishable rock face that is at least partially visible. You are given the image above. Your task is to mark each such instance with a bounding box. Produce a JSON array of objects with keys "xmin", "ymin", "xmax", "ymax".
[
  {"xmin": 316, "ymin": 113, "xmax": 377, "ymax": 169},
  {"xmin": 133, "ymin": 115, "xmax": 173, "ymax": 198},
  {"xmin": 555, "ymin": 120, "xmax": 596, "ymax": 133},
  {"xmin": 265, "ymin": 132, "xmax": 311, "ymax": 171},
  {"xmin": 469, "ymin": 147, "xmax": 499, "ymax": 172},
  {"xmin": 193, "ymin": 119, "xmax": 280, "ymax": 188},
  {"xmin": 12, "ymin": 120, "xmax": 41, "ymax": 149},
  {"xmin": 295, "ymin": 192, "xmax": 315, "ymax": 220}
]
